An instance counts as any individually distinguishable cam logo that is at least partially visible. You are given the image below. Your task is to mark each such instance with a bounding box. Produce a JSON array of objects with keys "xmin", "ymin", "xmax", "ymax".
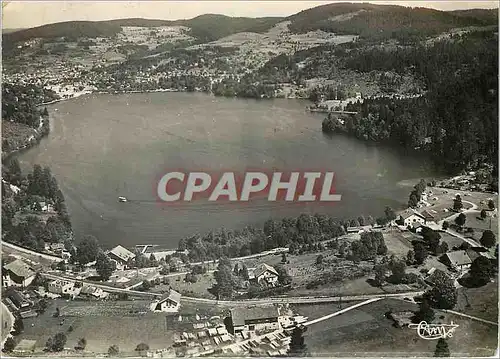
[{"xmin": 408, "ymin": 321, "xmax": 459, "ymax": 340}]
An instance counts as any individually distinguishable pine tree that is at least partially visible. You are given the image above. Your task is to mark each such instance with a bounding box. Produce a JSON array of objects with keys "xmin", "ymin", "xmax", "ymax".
[
  {"xmin": 434, "ymin": 338, "xmax": 450, "ymax": 357},
  {"xmin": 288, "ymin": 326, "xmax": 308, "ymax": 357}
]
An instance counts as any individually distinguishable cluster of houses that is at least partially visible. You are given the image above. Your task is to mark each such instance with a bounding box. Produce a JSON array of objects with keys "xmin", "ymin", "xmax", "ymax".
[{"xmin": 168, "ymin": 304, "xmax": 307, "ymax": 357}]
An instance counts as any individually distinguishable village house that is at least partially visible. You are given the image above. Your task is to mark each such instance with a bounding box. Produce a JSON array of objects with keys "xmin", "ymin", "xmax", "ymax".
[
  {"xmin": 80, "ymin": 285, "xmax": 108, "ymax": 299},
  {"xmin": 441, "ymin": 250, "xmax": 472, "ymax": 271},
  {"xmin": 399, "ymin": 211, "xmax": 426, "ymax": 228},
  {"xmin": 5, "ymin": 288, "xmax": 33, "ymax": 311},
  {"xmin": 2, "ymin": 259, "xmax": 36, "ymax": 288},
  {"xmin": 230, "ymin": 305, "xmax": 282, "ymax": 334},
  {"xmin": 150, "ymin": 289, "xmax": 181, "ymax": 312},
  {"xmin": 420, "ymin": 209, "xmax": 437, "ymax": 224},
  {"xmin": 250, "ymin": 264, "xmax": 279, "ymax": 287},
  {"xmin": 106, "ymin": 245, "xmax": 136, "ymax": 269},
  {"xmin": 48, "ymin": 279, "xmax": 75, "ymax": 296}
]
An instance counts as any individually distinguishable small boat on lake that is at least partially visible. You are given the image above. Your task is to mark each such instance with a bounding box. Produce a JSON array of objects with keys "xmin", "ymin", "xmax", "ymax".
[{"xmin": 118, "ymin": 196, "xmax": 128, "ymax": 203}]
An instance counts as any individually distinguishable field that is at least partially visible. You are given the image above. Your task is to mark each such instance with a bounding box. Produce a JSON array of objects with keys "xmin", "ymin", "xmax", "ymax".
[
  {"xmin": 439, "ymin": 232, "xmax": 466, "ymax": 250},
  {"xmin": 17, "ymin": 299, "xmax": 224, "ymax": 355},
  {"xmin": 298, "ymin": 298, "xmax": 497, "ymax": 357},
  {"xmin": 455, "ymin": 278, "xmax": 499, "ymax": 321},
  {"xmin": 463, "ymin": 212, "xmax": 498, "ymax": 237}
]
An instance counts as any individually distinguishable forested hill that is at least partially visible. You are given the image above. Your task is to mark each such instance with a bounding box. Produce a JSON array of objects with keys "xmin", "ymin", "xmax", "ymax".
[
  {"xmin": 4, "ymin": 3, "xmax": 498, "ymax": 48},
  {"xmin": 286, "ymin": 3, "xmax": 498, "ymax": 42},
  {"xmin": 2, "ymin": 15, "xmax": 283, "ymax": 48}
]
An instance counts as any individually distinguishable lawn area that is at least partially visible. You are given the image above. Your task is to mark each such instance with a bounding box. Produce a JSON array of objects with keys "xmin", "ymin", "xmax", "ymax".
[
  {"xmin": 456, "ymin": 278, "xmax": 498, "ymax": 321},
  {"xmin": 17, "ymin": 298, "xmax": 224, "ymax": 355},
  {"xmin": 439, "ymin": 232, "xmax": 466, "ymax": 250},
  {"xmin": 463, "ymin": 211, "xmax": 498, "ymax": 237},
  {"xmin": 301, "ymin": 298, "xmax": 497, "ymax": 357},
  {"xmin": 383, "ymin": 229, "xmax": 414, "ymax": 257},
  {"xmin": 161, "ymin": 272, "xmax": 216, "ymax": 299}
]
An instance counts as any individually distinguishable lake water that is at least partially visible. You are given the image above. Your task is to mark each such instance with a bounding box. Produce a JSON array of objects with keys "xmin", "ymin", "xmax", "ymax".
[{"xmin": 18, "ymin": 92, "xmax": 438, "ymax": 249}]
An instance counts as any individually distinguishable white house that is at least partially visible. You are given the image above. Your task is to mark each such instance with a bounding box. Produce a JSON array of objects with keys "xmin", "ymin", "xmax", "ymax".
[
  {"xmin": 399, "ymin": 211, "xmax": 426, "ymax": 227},
  {"xmin": 230, "ymin": 305, "xmax": 282, "ymax": 334},
  {"xmin": 150, "ymin": 289, "xmax": 181, "ymax": 312},
  {"xmin": 252, "ymin": 264, "xmax": 279, "ymax": 287},
  {"xmin": 2, "ymin": 259, "xmax": 36, "ymax": 288},
  {"xmin": 48, "ymin": 279, "xmax": 75, "ymax": 295},
  {"xmin": 107, "ymin": 245, "xmax": 136, "ymax": 269}
]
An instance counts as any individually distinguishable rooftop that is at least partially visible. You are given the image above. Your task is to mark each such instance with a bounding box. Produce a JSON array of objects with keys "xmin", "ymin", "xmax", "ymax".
[
  {"xmin": 253, "ymin": 263, "xmax": 278, "ymax": 278},
  {"xmin": 3, "ymin": 259, "xmax": 35, "ymax": 279},
  {"xmin": 159, "ymin": 289, "xmax": 181, "ymax": 304},
  {"xmin": 108, "ymin": 245, "xmax": 136, "ymax": 262},
  {"xmin": 445, "ymin": 250, "xmax": 472, "ymax": 266},
  {"xmin": 231, "ymin": 305, "xmax": 279, "ymax": 327}
]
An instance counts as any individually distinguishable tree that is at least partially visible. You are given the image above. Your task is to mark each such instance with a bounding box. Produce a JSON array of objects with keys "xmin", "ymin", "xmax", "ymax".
[
  {"xmin": 316, "ymin": 254, "xmax": 324, "ymax": 265},
  {"xmin": 75, "ymin": 338, "xmax": 87, "ymax": 350},
  {"xmin": 408, "ymin": 194, "xmax": 419, "ymax": 208},
  {"xmin": 480, "ymin": 209, "xmax": 487, "ymax": 219},
  {"xmin": 413, "ymin": 299, "xmax": 435, "ymax": 323},
  {"xmin": 425, "ymin": 271, "xmax": 457, "ymax": 309},
  {"xmin": 421, "ymin": 228, "xmax": 441, "ymax": 254},
  {"xmin": 12, "ymin": 317, "xmax": 23, "ymax": 335},
  {"xmin": 453, "ymin": 195, "xmax": 463, "ymax": 211},
  {"xmin": 76, "ymin": 235, "xmax": 100, "ymax": 265},
  {"xmin": 275, "ymin": 264, "xmax": 292, "ymax": 285},
  {"xmin": 3, "ymin": 337, "xmax": 16, "ymax": 352},
  {"xmin": 373, "ymin": 264, "xmax": 386, "ymax": 286},
  {"xmin": 96, "ymin": 252, "xmax": 116, "ymax": 281},
  {"xmin": 108, "ymin": 345, "xmax": 119, "ymax": 356},
  {"xmin": 388, "ymin": 257, "xmax": 406, "ymax": 283},
  {"xmin": 287, "ymin": 326, "xmax": 308, "ymax": 357},
  {"xmin": 384, "ymin": 206, "xmax": 397, "ymax": 221},
  {"xmin": 141, "ymin": 280, "xmax": 151, "ymax": 291},
  {"xmin": 214, "ymin": 261, "xmax": 235, "ymax": 299},
  {"xmin": 434, "ymin": 338, "xmax": 450, "ymax": 357},
  {"xmin": 469, "ymin": 256, "xmax": 494, "ymax": 286},
  {"xmin": 442, "ymin": 221, "xmax": 449, "ymax": 230},
  {"xmin": 454, "ymin": 213, "xmax": 466, "ymax": 228},
  {"xmin": 488, "ymin": 199, "xmax": 495, "ymax": 210},
  {"xmin": 135, "ymin": 343, "xmax": 149, "ymax": 352},
  {"xmin": 47, "ymin": 332, "xmax": 67, "ymax": 352},
  {"xmin": 406, "ymin": 250, "xmax": 415, "ymax": 265},
  {"xmin": 281, "ymin": 252, "xmax": 287, "ymax": 263},
  {"xmin": 480, "ymin": 230, "xmax": 496, "ymax": 248}
]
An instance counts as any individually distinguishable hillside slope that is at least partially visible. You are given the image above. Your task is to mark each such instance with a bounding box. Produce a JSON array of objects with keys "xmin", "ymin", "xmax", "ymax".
[{"xmin": 286, "ymin": 3, "xmax": 498, "ymax": 42}]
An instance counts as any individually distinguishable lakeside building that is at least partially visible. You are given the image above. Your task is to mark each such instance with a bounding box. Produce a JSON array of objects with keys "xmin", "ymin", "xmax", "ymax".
[
  {"xmin": 2, "ymin": 259, "xmax": 36, "ymax": 288},
  {"xmin": 150, "ymin": 289, "xmax": 181, "ymax": 312},
  {"xmin": 107, "ymin": 245, "xmax": 136, "ymax": 269},
  {"xmin": 399, "ymin": 210, "xmax": 427, "ymax": 227}
]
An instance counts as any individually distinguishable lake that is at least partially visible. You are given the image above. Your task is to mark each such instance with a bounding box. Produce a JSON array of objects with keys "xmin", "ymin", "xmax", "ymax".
[{"xmin": 18, "ymin": 92, "xmax": 438, "ymax": 249}]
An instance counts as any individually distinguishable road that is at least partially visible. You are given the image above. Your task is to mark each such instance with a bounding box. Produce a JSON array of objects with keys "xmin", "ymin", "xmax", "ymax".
[
  {"xmin": 304, "ymin": 297, "xmax": 383, "ymax": 326},
  {"xmin": 2, "ymin": 241, "xmax": 63, "ymax": 262},
  {"xmin": 441, "ymin": 309, "xmax": 498, "ymax": 326},
  {"xmin": 42, "ymin": 271, "xmax": 424, "ymax": 305}
]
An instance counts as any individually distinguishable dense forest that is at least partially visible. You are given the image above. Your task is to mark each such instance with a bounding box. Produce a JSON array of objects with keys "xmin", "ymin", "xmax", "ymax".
[
  {"xmin": 287, "ymin": 3, "xmax": 498, "ymax": 43},
  {"xmin": 2, "ymin": 84, "xmax": 57, "ymax": 127},
  {"xmin": 178, "ymin": 208, "xmax": 396, "ymax": 262},
  {"xmin": 2, "ymin": 160, "xmax": 73, "ymax": 251},
  {"xmin": 322, "ymin": 30, "xmax": 498, "ymax": 174}
]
